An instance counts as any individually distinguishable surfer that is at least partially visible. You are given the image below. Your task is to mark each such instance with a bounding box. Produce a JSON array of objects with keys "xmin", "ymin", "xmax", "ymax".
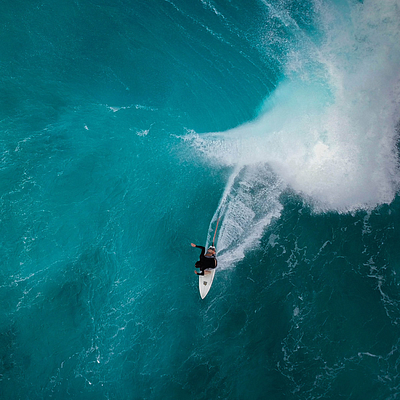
[{"xmin": 191, "ymin": 243, "xmax": 217, "ymax": 276}]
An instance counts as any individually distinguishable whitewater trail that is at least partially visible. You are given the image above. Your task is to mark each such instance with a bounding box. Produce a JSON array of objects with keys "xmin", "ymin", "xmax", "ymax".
[{"xmin": 206, "ymin": 163, "xmax": 284, "ymax": 268}]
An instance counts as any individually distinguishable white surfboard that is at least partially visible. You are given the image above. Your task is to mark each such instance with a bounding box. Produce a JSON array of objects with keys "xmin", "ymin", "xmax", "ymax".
[{"xmin": 199, "ymin": 269, "xmax": 216, "ymax": 299}]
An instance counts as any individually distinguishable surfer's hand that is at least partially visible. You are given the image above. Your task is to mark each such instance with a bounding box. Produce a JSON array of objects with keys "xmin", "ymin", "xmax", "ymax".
[
  {"xmin": 191, "ymin": 243, "xmax": 196, "ymax": 247},
  {"xmin": 194, "ymin": 270, "xmax": 198, "ymax": 275}
]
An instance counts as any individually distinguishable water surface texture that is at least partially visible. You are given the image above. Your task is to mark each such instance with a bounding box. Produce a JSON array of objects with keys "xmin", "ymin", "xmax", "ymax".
[{"xmin": 1, "ymin": 0, "xmax": 400, "ymax": 399}]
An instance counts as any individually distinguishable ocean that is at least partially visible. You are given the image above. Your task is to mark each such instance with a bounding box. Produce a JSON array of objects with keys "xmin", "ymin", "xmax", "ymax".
[{"xmin": 1, "ymin": 0, "xmax": 400, "ymax": 399}]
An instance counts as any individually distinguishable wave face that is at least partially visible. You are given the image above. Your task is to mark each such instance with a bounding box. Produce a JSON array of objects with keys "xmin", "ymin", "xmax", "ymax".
[{"xmin": 1, "ymin": 0, "xmax": 400, "ymax": 399}]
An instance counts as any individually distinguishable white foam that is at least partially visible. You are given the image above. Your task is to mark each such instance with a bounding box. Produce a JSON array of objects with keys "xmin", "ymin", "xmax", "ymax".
[{"xmin": 196, "ymin": 0, "xmax": 400, "ymax": 210}]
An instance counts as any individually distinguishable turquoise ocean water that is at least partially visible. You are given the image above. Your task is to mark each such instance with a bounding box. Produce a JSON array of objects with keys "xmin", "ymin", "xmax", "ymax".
[{"xmin": 2, "ymin": 0, "xmax": 400, "ymax": 398}]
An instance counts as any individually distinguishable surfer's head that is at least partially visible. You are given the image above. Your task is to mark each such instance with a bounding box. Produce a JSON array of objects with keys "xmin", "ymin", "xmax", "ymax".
[{"xmin": 207, "ymin": 246, "xmax": 216, "ymax": 256}]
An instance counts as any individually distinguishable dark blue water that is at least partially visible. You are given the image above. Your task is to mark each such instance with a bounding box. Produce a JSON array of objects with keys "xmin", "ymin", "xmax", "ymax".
[{"xmin": 2, "ymin": 0, "xmax": 400, "ymax": 399}]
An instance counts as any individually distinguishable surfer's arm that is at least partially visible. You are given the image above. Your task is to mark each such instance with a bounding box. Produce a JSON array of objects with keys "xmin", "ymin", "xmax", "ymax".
[
  {"xmin": 191, "ymin": 243, "xmax": 206, "ymax": 255},
  {"xmin": 197, "ymin": 246, "xmax": 206, "ymax": 257}
]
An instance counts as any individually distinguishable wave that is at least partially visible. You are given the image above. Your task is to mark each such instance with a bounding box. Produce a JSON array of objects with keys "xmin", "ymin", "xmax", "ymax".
[{"xmin": 188, "ymin": 0, "xmax": 400, "ymax": 265}]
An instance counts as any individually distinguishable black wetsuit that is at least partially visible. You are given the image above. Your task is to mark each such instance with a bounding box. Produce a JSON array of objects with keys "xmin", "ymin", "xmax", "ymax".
[{"xmin": 194, "ymin": 245, "xmax": 217, "ymax": 276}]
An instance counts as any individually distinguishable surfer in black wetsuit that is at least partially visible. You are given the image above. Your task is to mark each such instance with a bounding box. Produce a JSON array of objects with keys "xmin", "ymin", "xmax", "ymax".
[{"xmin": 191, "ymin": 243, "xmax": 217, "ymax": 276}]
